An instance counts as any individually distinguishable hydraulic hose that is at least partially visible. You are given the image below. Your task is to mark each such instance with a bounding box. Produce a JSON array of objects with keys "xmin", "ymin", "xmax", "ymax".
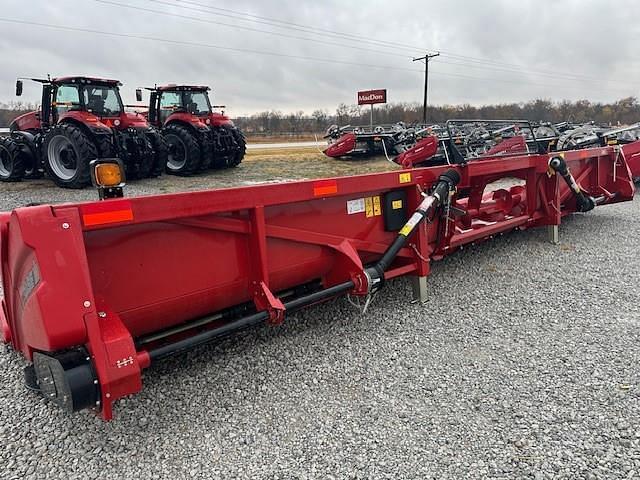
[
  {"xmin": 548, "ymin": 156, "xmax": 595, "ymax": 212},
  {"xmin": 365, "ymin": 169, "xmax": 461, "ymax": 292}
]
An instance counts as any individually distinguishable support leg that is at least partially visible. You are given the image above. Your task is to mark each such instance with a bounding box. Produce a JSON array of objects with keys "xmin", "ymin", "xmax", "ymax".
[
  {"xmin": 548, "ymin": 225, "xmax": 559, "ymax": 245},
  {"xmin": 411, "ymin": 275, "xmax": 428, "ymax": 304}
]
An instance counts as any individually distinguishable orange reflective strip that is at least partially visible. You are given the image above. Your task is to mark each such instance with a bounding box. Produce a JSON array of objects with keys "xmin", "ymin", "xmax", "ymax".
[
  {"xmin": 82, "ymin": 209, "xmax": 133, "ymax": 226},
  {"xmin": 313, "ymin": 185, "xmax": 338, "ymax": 196},
  {"xmin": 313, "ymin": 180, "xmax": 338, "ymax": 196}
]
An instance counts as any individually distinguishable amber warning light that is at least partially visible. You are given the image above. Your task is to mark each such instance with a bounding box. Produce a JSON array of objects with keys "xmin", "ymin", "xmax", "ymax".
[{"xmin": 90, "ymin": 158, "xmax": 126, "ymax": 200}]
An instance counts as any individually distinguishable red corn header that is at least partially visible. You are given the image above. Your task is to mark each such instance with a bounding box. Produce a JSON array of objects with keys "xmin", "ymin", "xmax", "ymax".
[{"xmin": 0, "ymin": 139, "xmax": 638, "ymax": 419}]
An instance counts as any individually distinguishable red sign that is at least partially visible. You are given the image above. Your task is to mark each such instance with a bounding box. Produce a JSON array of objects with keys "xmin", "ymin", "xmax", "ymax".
[{"xmin": 357, "ymin": 89, "xmax": 387, "ymax": 105}]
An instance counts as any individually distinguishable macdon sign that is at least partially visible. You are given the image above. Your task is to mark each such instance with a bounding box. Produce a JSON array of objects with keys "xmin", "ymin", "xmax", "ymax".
[{"xmin": 357, "ymin": 89, "xmax": 387, "ymax": 105}]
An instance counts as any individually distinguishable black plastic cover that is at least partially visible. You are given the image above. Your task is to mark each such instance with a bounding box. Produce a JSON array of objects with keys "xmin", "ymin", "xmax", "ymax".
[
  {"xmin": 383, "ymin": 190, "xmax": 408, "ymax": 231},
  {"xmin": 32, "ymin": 350, "xmax": 99, "ymax": 412}
]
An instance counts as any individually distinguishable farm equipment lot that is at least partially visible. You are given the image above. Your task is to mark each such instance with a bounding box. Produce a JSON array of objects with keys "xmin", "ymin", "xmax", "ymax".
[{"xmin": 1, "ymin": 151, "xmax": 639, "ymax": 478}]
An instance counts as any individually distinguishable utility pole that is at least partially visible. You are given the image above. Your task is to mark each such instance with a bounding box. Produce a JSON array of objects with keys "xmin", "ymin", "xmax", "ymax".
[{"xmin": 413, "ymin": 52, "xmax": 439, "ymax": 124}]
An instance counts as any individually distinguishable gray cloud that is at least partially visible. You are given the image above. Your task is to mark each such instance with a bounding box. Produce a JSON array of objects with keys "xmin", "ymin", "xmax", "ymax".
[{"xmin": 0, "ymin": 0, "xmax": 637, "ymax": 116}]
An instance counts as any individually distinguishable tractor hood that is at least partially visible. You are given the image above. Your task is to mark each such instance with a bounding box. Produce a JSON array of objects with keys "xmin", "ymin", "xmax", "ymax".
[
  {"xmin": 164, "ymin": 111, "xmax": 209, "ymax": 129},
  {"xmin": 10, "ymin": 111, "xmax": 41, "ymax": 132},
  {"xmin": 95, "ymin": 111, "xmax": 150, "ymax": 130},
  {"xmin": 208, "ymin": 112, "xmax": 233, "ymax": 128}
]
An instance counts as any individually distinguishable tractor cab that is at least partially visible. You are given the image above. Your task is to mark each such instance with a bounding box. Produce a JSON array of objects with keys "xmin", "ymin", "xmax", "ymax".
[
  {"xmin": 13, "ymin": 76, "xmax": 148, "ymax": 132},
  {"xmin": 51, "ymin": 77, "xmax": 124, "ymax": 119},
  {"xmin": 147, "ymin": 85, "xmax": 232, "ymax": 127},
  {"xmin": 49, "ymin": 77, "xmax": 149, "ymax": 130}
]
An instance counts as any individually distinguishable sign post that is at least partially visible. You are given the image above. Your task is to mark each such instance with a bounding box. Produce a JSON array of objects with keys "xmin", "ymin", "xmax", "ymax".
[{"xmin": 357, "ymin": 89, "xmax": 387, "ymax": 128}]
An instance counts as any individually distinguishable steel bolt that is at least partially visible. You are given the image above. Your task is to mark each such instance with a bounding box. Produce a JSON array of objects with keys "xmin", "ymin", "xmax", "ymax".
[
  {"xmin": 98, "ymin": 311, "xmax": 107, "ymax": 318},
  {"xmin": 105, "ymin": 393, "xmax": 111, "ymax": 398},
  {"xmin": 62, "ymin": 222, "xmax": 70, "ymax": 229},
  {"xmin": 83, "ymin": 301, "xmax": 91, "ymax": 308}
]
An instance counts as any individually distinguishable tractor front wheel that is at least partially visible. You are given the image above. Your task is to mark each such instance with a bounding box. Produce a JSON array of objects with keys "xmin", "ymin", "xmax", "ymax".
[
  {"xmin": 229, "ymin": 127, "xmax": 246, "ymax": 167},
  {"xmin": 0, "ymin": 136, "xmax": 25, "ymax": 182},
  {"xmin": 146, "ymin": 128, "xmax": 168, "ymax": 177},
  {"xmin": 42, "ymin": 124, "xmax": 96, "ymax": 188},
  {"xmin": 163, "ymin": 124, "xmax": 201, "ymax": 176}
]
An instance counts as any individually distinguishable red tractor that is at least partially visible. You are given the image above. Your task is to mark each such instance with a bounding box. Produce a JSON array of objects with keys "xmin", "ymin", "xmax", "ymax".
[
  {"xmin": 140, "ymin": 84, "xmax": 246, "ymax": 175},
  {"xmin": 2, "ymin": 76, "xmax": 166, "ymax": 188}
]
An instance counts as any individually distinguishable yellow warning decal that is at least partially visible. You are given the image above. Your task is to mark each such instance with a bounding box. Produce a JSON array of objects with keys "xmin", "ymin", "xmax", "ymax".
[
  {"xmin": 399, "ymin": 172, "xmax": 411, "ymax": 184},
  {"xmin": 398, "ymin": 212, "xmax": 422, "ymax": 236},
  {"xmin": 373, "ymin": 196, "xmax": 381, "ymax": 216},
  {"xmin": 392, "ymin": 199, "xmax": 403, "ymax": 209},
  {"xmin": 365, "ymin": 197, "xmax": 374, "ymax": 217},
  {"xmin": 399, "ymin": 224, "xmax": 412, "ymax": 236}
]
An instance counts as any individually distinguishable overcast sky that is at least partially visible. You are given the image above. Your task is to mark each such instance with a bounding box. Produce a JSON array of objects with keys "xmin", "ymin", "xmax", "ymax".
[{"xmin": 0, "ymin": 0, "xmax": 637, "ymax": 116}]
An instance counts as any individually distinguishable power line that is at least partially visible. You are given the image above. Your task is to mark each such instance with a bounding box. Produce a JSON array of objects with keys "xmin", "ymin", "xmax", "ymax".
[
  {"xmin": 143, "ymin": 0, "xmax": 636, "ymax": 86},
  {"xmin": 0, "ymin": 17, "xmax": 634, "ymax": 96},
  {"xmin": 93, "ymin": 0, "xmax": 415, "ymax": 60},
  {"xmin": 162, "ymin": 0, "xmax": 428, "ymax": 54},
  {"xmin": 0, "ymin": 17, "xmax": 420, "ymax": 71},
  {"xmin": 144, "ymin": 0, "xmax": 419, "ymax": 56}
]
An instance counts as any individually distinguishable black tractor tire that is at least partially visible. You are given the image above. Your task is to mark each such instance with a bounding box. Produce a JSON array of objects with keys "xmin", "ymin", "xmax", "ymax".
[
  {"xmin": 42, "ymin": 123, "xmax": 96, "ymax": 189},
  {"xmin": 133, "ymin": 136, "xmax": 156, "ymax": 179},
  {"xmin": 209, "ymin": 125, "xmax": 235, "ymax": 169},
  {"xmin": 94, "ymin": 132, "xmax": 116, "ymax": 158},
  {"xmin": 0, "ymin": 136, "xmax": 26, "ymax": 182},
  {"xmin": 198, "ymin": 130, "xmax": 215, "ymax": 171},
  {"xmin": 146, "ymin": 128, "xmax": 168, "ymax": 177},
  {"xmin": 12, "ymin": 134, "xmax": 43, "ymax": 179},
  {"xmin": 163, "ymin": 124, "xmax": 201, "ymax": 176},
  {"xmin": 229, "ymin": 127, "xmax": 246, "ymax": 167},
  {"xmin": 22, "ymin": 149, "xmax": 43, "ymax": 179}
]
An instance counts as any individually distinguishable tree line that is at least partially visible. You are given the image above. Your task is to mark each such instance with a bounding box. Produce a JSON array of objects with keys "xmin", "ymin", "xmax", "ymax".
[
  {"xmin": 2, "ymin": 98, "xmax": 639, "ymax": 133},
  {"xmin": 234, "ymin": 97, "xmax": 640, "ymax": 134}
]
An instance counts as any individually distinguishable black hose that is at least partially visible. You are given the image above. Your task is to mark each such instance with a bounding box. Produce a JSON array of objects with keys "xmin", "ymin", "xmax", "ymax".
[{"xmin": 548, "ymin": 156, "xmax": 595, "ymax": 212}]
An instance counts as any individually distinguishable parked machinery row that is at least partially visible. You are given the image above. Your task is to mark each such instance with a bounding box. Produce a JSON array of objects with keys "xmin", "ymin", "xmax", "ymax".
[
  {"xmin": 323, "ymin": 120, "xmax": 640, "ymax": 170},
  {"xmin": 0, "ymin": 76, "xmax": 246, "ymax": 188}
]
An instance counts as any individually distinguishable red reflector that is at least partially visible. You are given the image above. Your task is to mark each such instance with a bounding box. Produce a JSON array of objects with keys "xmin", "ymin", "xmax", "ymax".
[
  {"xmin": 313, "ymin": 180, "xmax": 338, "ymax": 196},
  {"xmin": 80, "ymin": 200, "xmax": 133, "ymax": 226}
]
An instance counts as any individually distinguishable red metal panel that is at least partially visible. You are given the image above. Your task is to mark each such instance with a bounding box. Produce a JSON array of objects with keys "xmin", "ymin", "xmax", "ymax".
[
  {"xmin": 5, "ymin": 206, "xmax": 96, "ymax": 358},
  {"xmin": 323, "ymin": 133, "xmax": 356, "ymax": 158}
]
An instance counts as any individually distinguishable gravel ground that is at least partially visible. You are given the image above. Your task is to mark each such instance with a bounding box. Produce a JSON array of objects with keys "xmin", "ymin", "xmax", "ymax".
[{"xmin": 0, "ymin": 157, "xmax": 639, "ymax": 479}]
